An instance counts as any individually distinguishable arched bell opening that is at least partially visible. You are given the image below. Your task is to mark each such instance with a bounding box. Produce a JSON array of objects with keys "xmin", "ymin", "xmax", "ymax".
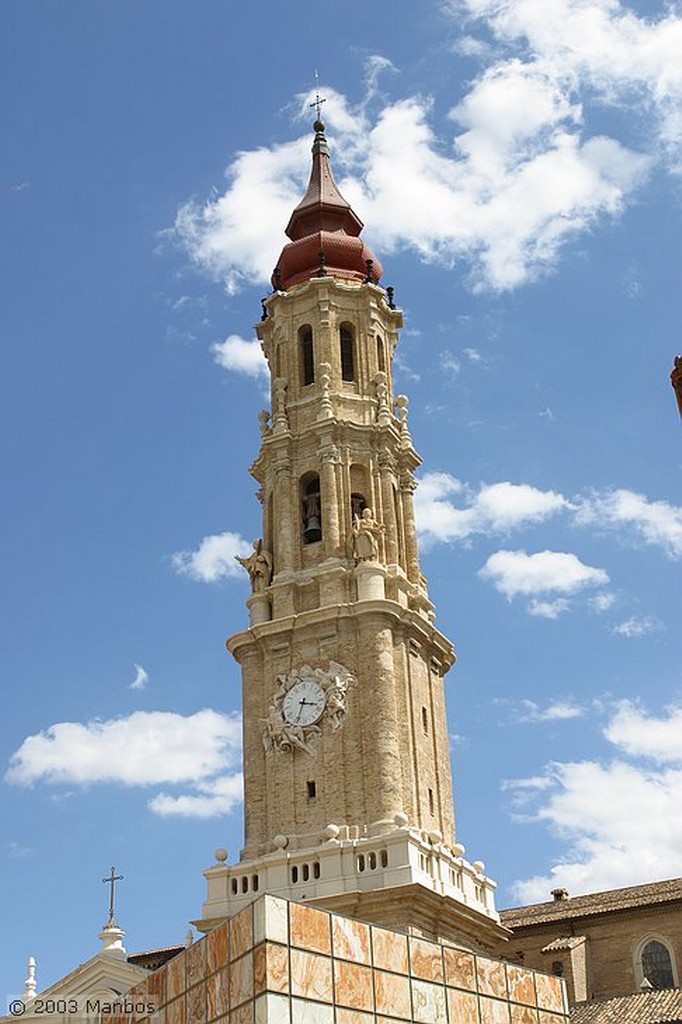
[
  {"xmin": 299, "ymin": 325, "xmax": 314, "ymax": 386},
  {"xmin": 340, "ymin": 323, "xmax": 355, "ymax": 382},
  {"xmin": 301, "ymin": 474, "xmax": 322, "ymax": 544}
]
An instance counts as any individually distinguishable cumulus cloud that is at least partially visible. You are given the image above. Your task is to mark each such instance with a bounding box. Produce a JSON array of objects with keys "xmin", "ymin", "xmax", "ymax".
[
  {"xmin": 575, "ymin": 488, "xmax": 682, "ymax": 558},
  {"xmin": 506, "ymin": 700, "xmax": 682, "ymax": 901},
  {"xmin": 5, "ymin": 710, "xmax": 243, "ymax": 818},
  {"xmin": 174, "ymin": 7, "xmax": 669, "ymax": 297},
  {"xmin": 415, "ymin": 473, "xmax": 568, "ymax": 544},
  {"xmin": 212, "ymin": 334, "xmax": 268, "ymax": 380},
  {"xmin": 149, "ymin": 774, "xmax": 243, "ymax": 819},
  {"xmin": 128, "ymin": 663, "xmax": 149, "ymax": 691},
  {"xmin": 478, "ymin": 549, "xmax": 609, "ymax": 602},
  {"xmin": 172, "ymin": 531, "xmax": 252, "ymax": 583},
  {"xmin": 605, "ymin": 701, "xmax": 682, "ymax": 764}
]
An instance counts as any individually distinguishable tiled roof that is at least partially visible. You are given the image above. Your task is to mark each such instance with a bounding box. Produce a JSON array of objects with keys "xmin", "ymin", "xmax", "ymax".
[
  {"xmin": 127, "ymin": 945, "xmax": 185, "ymax": 971},
  {"xmin": 571, "ymin": 988, "xmax": 682, "ymax": 1024},
  {"xmin": 541, "ymin": 935, "xmax": 586, "ymax": 953},
  {"xmin": 501, "ymin": 878, "xmax": 682, "ymax": 929}
]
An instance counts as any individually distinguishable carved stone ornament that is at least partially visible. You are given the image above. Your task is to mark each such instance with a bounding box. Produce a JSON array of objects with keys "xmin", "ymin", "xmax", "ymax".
[{"xmin": 261, "ymin": 662, "xmax": 355, "ymax": 756}]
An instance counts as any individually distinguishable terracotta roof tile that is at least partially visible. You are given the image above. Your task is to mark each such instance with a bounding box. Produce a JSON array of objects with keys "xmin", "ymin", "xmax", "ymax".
[
  {"xmin": 501, "ymin": 878, "xmax": 682, "ymax": 929},
  {"xmin": 571, "ymin": 988, "xmax": 682, "ymax": 1024}
]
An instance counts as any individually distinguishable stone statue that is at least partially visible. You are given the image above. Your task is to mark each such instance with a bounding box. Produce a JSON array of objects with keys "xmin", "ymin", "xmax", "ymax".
[
  {"xmin": 351, "ymin": 507, "xmax": 384, "ymax": 562},
  {"xmin": 235, "ymin": 539, "xmax": 273, "ymax": 593}
]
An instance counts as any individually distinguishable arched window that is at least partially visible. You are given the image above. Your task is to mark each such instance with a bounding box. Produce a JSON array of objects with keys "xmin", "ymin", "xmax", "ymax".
[
  {"xmin": 340, "ymin": 323, "xmax": 355, "ymax": 381},
  {"xmin": 640, "ymin": 939, "xmax": 675, "ymax": 989},
  {"xmin": 301, "ymin": 475, "xmax": 322, "ymax": 543},
  {"xmin": 377, "ymin": 335, "xmax": 385, "ymax": 373},
  {"xmin": 299, "ymin": 325, "xmax": 314, "ymax": 385},
  {"xmin": 350, "ymin": 492, "xmax": 367, "ymax": 520}
]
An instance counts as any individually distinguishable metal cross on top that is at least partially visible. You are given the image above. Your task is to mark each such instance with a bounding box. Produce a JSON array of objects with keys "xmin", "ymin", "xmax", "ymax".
[
  {"xmin": 310, "ymin": 69, "xmax": 326, "ymax": 121},
  {"xmin": 102, "ymin": 866, "xmax": 124, "ymax": 922}
]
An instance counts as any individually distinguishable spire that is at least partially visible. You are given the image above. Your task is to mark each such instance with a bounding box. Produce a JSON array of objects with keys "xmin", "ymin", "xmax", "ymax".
[
  {"xmin": 285, "ymin": 119, "xmax": 364, "ymax": 242},
  {"xmin": 23, "ymin": 956, "xmax": 37, "ymax": 1003},
  {"xmin": 272, "ymin": 116, "xmax": 382, "ymax": 291}
]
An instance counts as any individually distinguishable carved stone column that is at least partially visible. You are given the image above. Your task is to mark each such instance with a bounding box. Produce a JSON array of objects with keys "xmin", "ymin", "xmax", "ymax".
[
  {"xmin": 320, "ymin": 446, "xmax": 341, "ymax": 557},
  {"xmin": 379, "ymin": 454, "xmax": 399, "ymax": 565},
  {"xmin": 400, "ymin": 473, "xmax": 420, "ymax": 582}
]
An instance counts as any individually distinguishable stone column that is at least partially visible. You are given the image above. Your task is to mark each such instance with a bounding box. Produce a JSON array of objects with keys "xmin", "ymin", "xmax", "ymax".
[
  {"xmin": 359, "ymin": 618, "xmax": 402, "ymax": 831},
  {"xmin": 274, "ymin": 460, "xmax": 295, "ymax": 573},
  {"xmin": 400, "ymin": 473, "xmax": 420, "ymax": 582},
  {"xmin": 379, "ymin": 456, "xmax": 399, "ymax": 565},
  {"xmin": 320, "ymin": 446, "xmax": 340, "ymax": 557}
]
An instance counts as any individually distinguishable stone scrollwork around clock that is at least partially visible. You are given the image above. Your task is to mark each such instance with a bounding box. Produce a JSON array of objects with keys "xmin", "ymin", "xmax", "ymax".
[{"xmin": 261, "ymin": 662, "xmax": 355, "ymax": 756}]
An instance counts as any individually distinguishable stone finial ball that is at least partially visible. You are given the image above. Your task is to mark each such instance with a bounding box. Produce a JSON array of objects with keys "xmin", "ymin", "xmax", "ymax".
[
  {"xmin": 214, "ymin": 848, "xmax": 228, "ymax": 863},
  {"xmin": 273, "ymin": 834, "xmax": 288, "ymax": 849},
  {"xmin": 394, "ymin": 812, "xmax": 409, "ymax": 828}
]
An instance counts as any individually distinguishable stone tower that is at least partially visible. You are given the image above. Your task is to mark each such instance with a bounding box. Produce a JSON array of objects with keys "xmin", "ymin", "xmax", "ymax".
[{"xmin": 197, "ymin": 118, "xmax": 504, "ymax": 950}]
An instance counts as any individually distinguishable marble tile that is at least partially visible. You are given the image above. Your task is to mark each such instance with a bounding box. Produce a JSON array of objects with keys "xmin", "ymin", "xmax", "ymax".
[
  {"xmin": 332, "ymin": 914, "xmax": 371, "ymax": 965},
  {"xmin": 253, "ymin": 896, "xmax": 288, "ymax": 947},
  {"xmin": 447, "ymin": 988, "xmax": 479, "ymax": 1024},
  {"xmin": 477, "ymin": 958, "xmax": 508, "ymax": 1000},
  {"xmin": 507, "ymin": 966, "xmax": 536, "ymax": 1007},
  {"xmin": 187, "ymin": 941, "xmax": 208, "ymax": 989},
  {"xmin": 207, "ymin": 968, "xmax": 229, "ymax": 1020},
  {"xmin": 534, "ymin": 974, "xmax": 565, "ymax": 1014},
  {"xmin": 372, "ymin": 925, "xmax": 409, "ymax": 974},
  {"xmin": 208, "ymin": 923, "xmax": 229, "ymax": 974},
  {"xmin": 411, "ymin": 979, "xmax": 447, "ymax": 1024},
  {"xmin": 168, "ymin": 953, "xmax": 187, "ymax": 1002},
  {"xmin": 480, "ymin": 996, "xmax": 511, "ymax": 1024},
  {"xmin": 291, "ymin": 998, "xmax": 334, "ymax": 1024},
  {"xmin": 186, "ymin": 983, "xmax": 206, "ymax": 1024},
  {"xmin": 333, "ymin": 960, "xmax": 374, "ymax": 1012},
  {"xmin": 336, "ymin": 1010, "xmax": 375, "ymax": 1024},
  {"xmin": 166, "ymin": 998, "xmax": 185, "ymax": 1024},
  {"xmin": 290, "ymin": 949, "xmax": 333, "ymax": 1003},
  {"xmin": 374, "ymin": 968, "xmax": 412, "ymax": 1018},
  {"xmin": 443, "ymin": 947, "xmax": 476, "ymax": 991},
  {"xmin": 229, "ymin": 1003, "xmax": 253, "ymax": 1024},
  {"xmin": 409, "ymin": 937, "xmax": 444, "ymax": 983},
  {"xmin": 538, "ymin": 1013, "xmax": 567, "ymax": 1024},
  {"xmin": 253, "ymin": 942, "xmax": 289, "ymax": 995},
  {"xmin": 511, "ymin": 1005, "xmax": 539, "ymax": 1024},
  {"xmin": 254, "ymin": 993, "xmax": 289, "ymax": 1024},
  {"xmin": 229, "ymin": 953, "xmax": 254, "ymax": 1009},
  {"xmin": 230, "ymin": 908, "xmax": 254, "ymax": 962},
  {"xmin": 147, "ymin": 966, "xmax": 168, "ymax": 1007},
  {"xmin": 289, "ymin": 903, "xmax": 331, "ymax": 955}
]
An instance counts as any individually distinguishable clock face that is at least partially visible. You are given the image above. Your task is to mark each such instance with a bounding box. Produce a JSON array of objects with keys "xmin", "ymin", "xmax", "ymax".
[{"xmin": 282, "ymin": 680, "xmax": 327, "ymax": 727}]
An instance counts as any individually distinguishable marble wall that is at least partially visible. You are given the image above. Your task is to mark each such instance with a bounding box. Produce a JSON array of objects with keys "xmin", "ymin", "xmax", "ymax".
[{"xmin": 107, "ymin": 895, "xmax": 569, "ymax": 1024}]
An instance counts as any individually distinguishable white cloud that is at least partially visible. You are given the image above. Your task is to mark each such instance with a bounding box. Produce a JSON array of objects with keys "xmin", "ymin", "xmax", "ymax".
[
  {"xmin": 527, "ymin": 598, "xmax": 571, "ymax": 619},
  {"xmin": 172, "ymin": 531, "xmax": 252, "ymax": 583},
  {"xmin": 415, "ymin": 473, "xmax": 568, "ymax": 544},
  {"xmin": 589, "ymin": 591, "xmax": 616, "ymax": 613},
  {"xmin": 574, "ymin": 488, "xmax": 682, "ymax": 558},
  {"xmin": 478, "ymin": 549, "xmax": 609, "ymax": 600},
  {"xmin": 149, "ymin": 774, "xmax": 243, "ymax": 819},
  {"xmin": 5, "ymin": 709, "xmax": 241, "ymax": 789},
  {"xmin": 605, "ymin": 701, "xmax": 682, "ymax": 764},
  {"xmin": 128, "ymin": 663, "xmax": 149, "ymax": 691},
  {"xmin": 612, "ymin": 614, "xmax": 663, "ymax": 638},
  {"xmin": 439, "ymin": 350, "xmax": 461, "ymax": 375},
  {"xmin": 512, "ymin": 699, "xmax": 586, "ymax": 723},
  {"xmin": 212, "ymin": 334, "xmax": 269, "ymax": 380},
  {"xmin": 507, "ymin": 700, "xmax": 682, "ymax": 901},
  {"xmin": 174, "ymin": 30, "xmax": 657, "ymax": 296}
]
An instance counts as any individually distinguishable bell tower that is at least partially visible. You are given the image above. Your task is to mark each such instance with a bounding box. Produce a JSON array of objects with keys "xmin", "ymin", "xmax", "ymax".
[{"xmin": 197, "ymin": 118, "xmax": 504, "ymax": 949}]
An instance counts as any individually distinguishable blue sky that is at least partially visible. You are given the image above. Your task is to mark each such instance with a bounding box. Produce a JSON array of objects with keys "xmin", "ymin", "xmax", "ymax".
[{"xmin": 2, "ymin": 0, "xmax": 681, "ymax": 1000}]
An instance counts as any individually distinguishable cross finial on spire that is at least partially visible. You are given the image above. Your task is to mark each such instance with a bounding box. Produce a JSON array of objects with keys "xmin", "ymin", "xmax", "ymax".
[
  {"xmin": 310, "ymin": 69, "xmax": 326, "ymax": 125},
  {"xmin": 102, "ymin": 866, "xmax": 124, "ymax": 923}
]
